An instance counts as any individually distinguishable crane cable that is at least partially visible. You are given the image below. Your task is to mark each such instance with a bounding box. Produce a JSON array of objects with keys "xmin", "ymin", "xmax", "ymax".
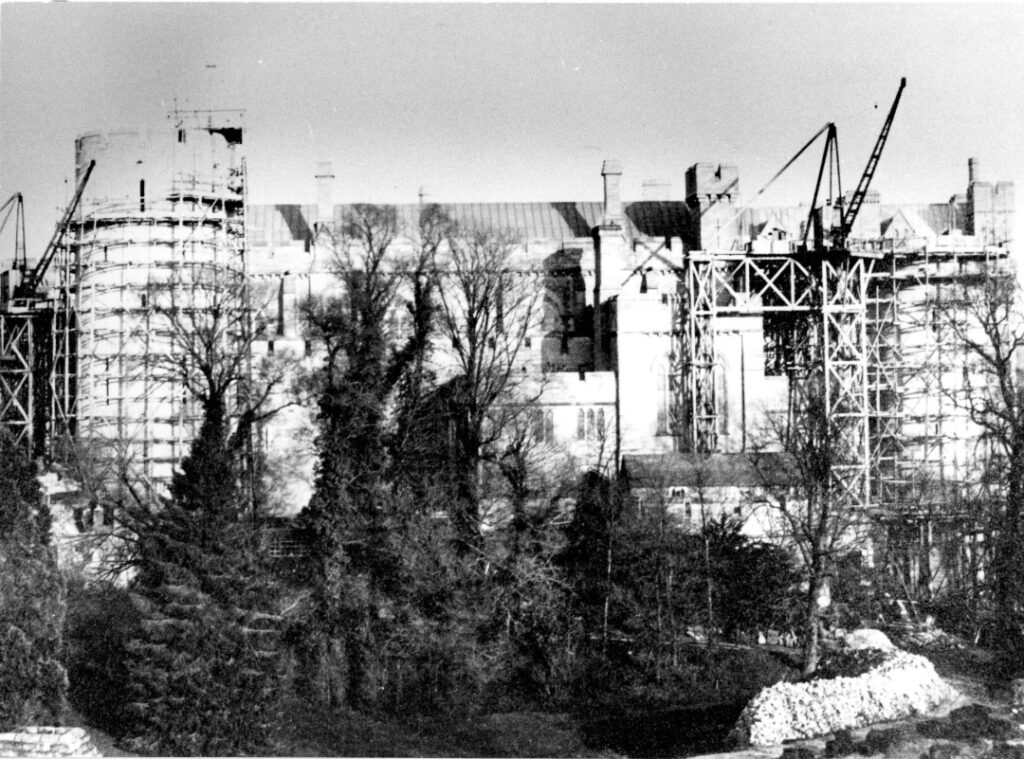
[
  {"xmin": 716, "ymin": 121, "xmax": 834, "ymax": 238},
  {"xmin": 0, "ymin": 193, "xmax": 27, "ymax": 273},
  {"xmin": 0, "ymin": 193, "xmax": 21, "ymax": 236}
]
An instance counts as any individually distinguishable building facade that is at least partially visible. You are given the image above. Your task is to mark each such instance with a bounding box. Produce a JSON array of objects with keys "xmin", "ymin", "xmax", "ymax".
[
  {"xmin": 35, "ymin": 116, "xmax": 1013, "ymax": 585},
  {"xmin": 244, "ymin": 156, "xmax": 1014, "ymax": 521}
]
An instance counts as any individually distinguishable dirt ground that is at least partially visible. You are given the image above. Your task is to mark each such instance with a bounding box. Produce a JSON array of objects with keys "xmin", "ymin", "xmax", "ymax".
[{"xmin": 66, "ymin": 640, "xmax": 1022, "ymax": 757}]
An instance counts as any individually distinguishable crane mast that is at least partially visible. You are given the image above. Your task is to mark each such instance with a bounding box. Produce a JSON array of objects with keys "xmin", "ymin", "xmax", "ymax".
[
  {"xmin": 18, "ymin": 159, "xmax": 95, "ymax": 298},
  {"xmin": 836, "ymin": 77, "xmax": 907, "ymax": 249},
  {"xmin": 0, "ymin": 160, "xmax": 95, "ymax": 456}
]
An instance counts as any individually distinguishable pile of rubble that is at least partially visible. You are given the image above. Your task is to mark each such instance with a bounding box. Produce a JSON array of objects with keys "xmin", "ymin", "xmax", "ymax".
[
  {"xmin": 894, "ymin": 625, "xmax": 969, "ymax": 651},
  {"xmin": 730, "ymin": 631, "xmax": 959, "ymax": 747}
]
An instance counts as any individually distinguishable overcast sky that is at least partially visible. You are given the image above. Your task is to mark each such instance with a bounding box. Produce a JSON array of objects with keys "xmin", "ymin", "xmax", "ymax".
[{"xmin": 1, "ymin": 3, "xmax": 1022, "ymax": 253}]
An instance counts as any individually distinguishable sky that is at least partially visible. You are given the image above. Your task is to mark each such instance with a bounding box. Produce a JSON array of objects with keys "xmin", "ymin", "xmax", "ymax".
[{"xmin": 1, "ymin": 2, "xmax": 1023, "ymax": 255}]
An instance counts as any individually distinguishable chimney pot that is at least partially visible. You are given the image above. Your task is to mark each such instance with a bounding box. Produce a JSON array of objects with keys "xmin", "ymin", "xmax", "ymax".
[
  {"xmin": 601, "ymin": 159, "xmax": 623, "ymax": 227},
  {"xmin": 968, "ymin": 157, "xmax": 980, "ymax": 184},
  {"xmin": 316, "ymin": 161, "xmax": 335, "ymax": 228}
]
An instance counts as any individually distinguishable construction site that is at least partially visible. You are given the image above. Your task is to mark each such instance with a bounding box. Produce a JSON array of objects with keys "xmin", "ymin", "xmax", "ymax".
[{"xmin": 0, "ymin": 80, "xmax": 1016, "ymax": 589}]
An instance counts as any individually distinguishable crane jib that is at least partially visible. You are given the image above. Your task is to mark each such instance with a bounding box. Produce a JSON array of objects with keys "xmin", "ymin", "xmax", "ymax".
[
  {"xmin": 23, "ymin": 159, "xmax": 96, "ymax": 295},
  {"xmin": 841, "ymin": 77, "xmax": 907, "ymax": 237}
]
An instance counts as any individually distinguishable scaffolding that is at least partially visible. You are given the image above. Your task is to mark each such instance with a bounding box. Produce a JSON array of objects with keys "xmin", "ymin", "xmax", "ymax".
[
  {"xmin": 863, "ymin": 240, "xmax": 1011, "ymax": 591},
  {"xmin": 868, "ymin": 242, "xmax": 1010, "ymax": 512},
  {"xmin": 674, "ymin": 237, "xmax": 1010, "ymax": 525},
  {"xmin": 47, "ymin": 111, "xmax": 249, "ymax": 501},
  {"xmin": 674, "ymin": 249, "xmax": 871, "ymax": 510}
]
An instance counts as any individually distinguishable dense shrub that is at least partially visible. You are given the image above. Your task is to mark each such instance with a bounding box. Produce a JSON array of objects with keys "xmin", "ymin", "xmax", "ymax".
[
  {"xmin": 380, "ymin": 625, "xmax": 489, "ymax": 718},
  {"xmin": 0, "ymin": 615, "xmax": 67, "ymax": 729},
  {"xmin": 569, "ymin": 639, "xmax": 799, "ymax": 714},
  {"xmin": 64, "ymin": 581, "xmax": 140, "ymax": 736},
  {"xmin": 828, "ymin": 552, "xmax": 893, "ymax": 629},
  {"xmin": 115, "ymin": 393, "xmax": 287, "ymax": 755},
  {"xmin": 813, "ymin": 647, "xmax": 891, "ymax": 680},
  {"xmin": 125, "ymin": 577, "xmax": 283, "ymax": 755},
  {"xmin": 0, "ymin": 430, "xmax": 67, "ymax": 731},
  {"xmin": 122, "ymin": 510, "xmax": 286, "ymax": 756},
  {"xmin": 701, "ymin": 516, "xmax": 801, "ymax": 636}
]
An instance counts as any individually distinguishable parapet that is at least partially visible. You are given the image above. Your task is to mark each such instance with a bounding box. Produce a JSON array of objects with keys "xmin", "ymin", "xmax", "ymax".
[{"xmin": 686, "ymin": 163, "xmax": 740, "ymax": 202}]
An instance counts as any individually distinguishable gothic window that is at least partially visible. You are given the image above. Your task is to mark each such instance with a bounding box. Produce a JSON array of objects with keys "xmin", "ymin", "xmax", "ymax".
[
  {"xmin": 715, "ymin": 360, "xmax": 729, "ymax": 435},
  {"xmin": 532, "ymin": 408, "xmax": 555, "ymax": 443},
  {"xmin": 577, "ymin": 407, "xmax": 608, "ymax": 441},
  {"xmin": 656, "ymin": 364, "xmax": 669, "ymax": 434}
]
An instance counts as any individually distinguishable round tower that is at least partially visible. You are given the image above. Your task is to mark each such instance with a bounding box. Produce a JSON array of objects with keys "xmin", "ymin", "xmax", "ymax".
[{"xmin": 66, "ymin": 112, "xmax": 246, "ymax": 495}]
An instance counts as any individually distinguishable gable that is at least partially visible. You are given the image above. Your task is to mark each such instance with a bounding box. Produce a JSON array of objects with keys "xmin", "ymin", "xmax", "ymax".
[{"xmin": 881, "ymin": 208, "xmax": 935, "ymax": 240}]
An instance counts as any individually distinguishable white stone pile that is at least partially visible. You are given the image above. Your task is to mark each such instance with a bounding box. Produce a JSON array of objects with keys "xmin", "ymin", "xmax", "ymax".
[
  {"xmin": 730, "ymin": 647, "xmax": 958, "ymax": 747},
  {"xmin": 0, "ymin": 727, "xmax": 102, "ymax": 757}
]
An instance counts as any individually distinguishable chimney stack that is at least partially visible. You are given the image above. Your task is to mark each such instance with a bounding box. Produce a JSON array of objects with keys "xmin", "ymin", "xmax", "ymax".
[
  {"xmin": 316, "ymin": 161, "xmax": 335, "ymax": 228},
  {"xmin": 642, "ymin": 179, "xmax": 671, "ymax": 201},
  {"xmin": 601, "ymin": 159, "xmax": 623, "ymax": 227},
  {"xmin": 968, "ymin": 157, "xmax": 980, "ymax": 184}
]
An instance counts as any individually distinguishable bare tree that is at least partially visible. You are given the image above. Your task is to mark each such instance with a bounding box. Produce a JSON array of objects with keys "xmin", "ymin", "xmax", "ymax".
[
  {"xmin": 931, "ymin": 270, "xmax": 1024, "ymax": 652},
  {"xmin": 432, "ymin": 225, "xmax": 541, "ymax": 546},
  {"xmin": 750, "ymin": 384, "xmax": 865, "ymax": 675},
  {"xmin": 65, "ymin": 263, "xmax": 291, "ymax": 533},
  {"xmin": 298, "ymin": 202, "xmax": 445, "ymax": 709},
  {"xmin": 67, "ymin": 265, "xmax": 296, "ymax": 579}
]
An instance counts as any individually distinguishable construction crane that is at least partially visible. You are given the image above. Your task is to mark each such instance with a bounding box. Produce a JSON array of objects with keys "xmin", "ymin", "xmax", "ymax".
[
  {"xmin": 835, "ymin": 77, "xmax": 907, "ymax": 250},
  {"xmin": 796, "ymin": 78, "xmax": 907, "ymax": 255},
  {"xmin": 0, "ymin": 160, "xmax": 95, "ymax": 456},
  {"xmin": 0, "ymin": 193, "xmax": 27, "ymax": 275},
  {"xmin": 12, "ymin": 159, "xmax": 95, "ymax": 301}
]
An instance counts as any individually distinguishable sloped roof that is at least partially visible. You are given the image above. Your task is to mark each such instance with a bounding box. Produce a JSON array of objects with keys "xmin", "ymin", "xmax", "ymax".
[
  {"xmin": 880, "ymin": 207, "xmax": 936, "ymax": 239},
  {"xmin": 623, "ymin": 452, "xmax": 794, "ymax": 489},
  {"xmin": 751, "ymin": 211, "xmax": 790, "ymax": 238},
  {"xmin": 882, "ymin": 202, "xmax": 967, "ymax": 237},
  {"xmin": 249, "ymin": 201, "xmax": 692, "ymax": 246}
]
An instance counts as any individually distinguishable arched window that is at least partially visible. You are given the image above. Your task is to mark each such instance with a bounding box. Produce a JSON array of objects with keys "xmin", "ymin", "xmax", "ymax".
[
  {"xmin": 715, "ymin": 358, "xmax": 729, "ymax": 436},
  {"xmin": 656, "ymin": 362, "xmax": 669, "ymax": 434},
  {"xmin": 532, "ymin": 409, "xmax": 545, "ymax": 442},
  {"xmin": 532, "ymin": 409, "xmax": 556, "ymax": 444}
]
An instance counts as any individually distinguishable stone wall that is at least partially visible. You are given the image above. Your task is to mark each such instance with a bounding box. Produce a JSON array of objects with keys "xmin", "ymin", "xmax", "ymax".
[{"xmin": 0, "ymin": 727, "xmax": 101, "ymax": 757}]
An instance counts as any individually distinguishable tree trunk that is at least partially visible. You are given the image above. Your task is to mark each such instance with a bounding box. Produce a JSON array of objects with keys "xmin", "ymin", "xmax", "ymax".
[
  {"xmin": 802, "ymin": 575, "xmax": 824, "ymax": 676},
  {"xmin": 452, "ymin": 434, "xmax": 482, "ymax": 550},
  {"xmin": 602, "ymin": 535, "xmax": 613, "ymax": 656},
  {"xmin": 995, "ymin": 455, "xmax": 1024, "ymax": 661},
  {"xmin": 297, "ymin": 635, "xmax": 346, "ymax": 709}
]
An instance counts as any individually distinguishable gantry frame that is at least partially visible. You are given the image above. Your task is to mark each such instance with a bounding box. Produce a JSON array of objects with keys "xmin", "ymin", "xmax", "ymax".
[
  {"xmin": 675, "ymin": 248, "xmax": 871, "ymax": 512},
  {"xmin": 675, "ymin": 236, "xmax": 1011, "ymax": 521}
]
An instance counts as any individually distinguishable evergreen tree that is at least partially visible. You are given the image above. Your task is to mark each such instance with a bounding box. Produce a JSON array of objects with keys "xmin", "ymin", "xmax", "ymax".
[
  {"xmin": 119, "ymin": 272, "xmax": 287, "ymax": 754},
  {"xmin": 0, "ymin": 429, "xmax": 68, "ymax": 730},
  {"xmin": 122, "ymin": 396, "xmax": 284, "ymax": 755}
]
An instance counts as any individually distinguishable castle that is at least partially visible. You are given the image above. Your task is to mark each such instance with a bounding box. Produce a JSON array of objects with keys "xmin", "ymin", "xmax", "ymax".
[{"xmin": 28, "ymin": 114, "xmax": 1014, "ymax": 586}]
